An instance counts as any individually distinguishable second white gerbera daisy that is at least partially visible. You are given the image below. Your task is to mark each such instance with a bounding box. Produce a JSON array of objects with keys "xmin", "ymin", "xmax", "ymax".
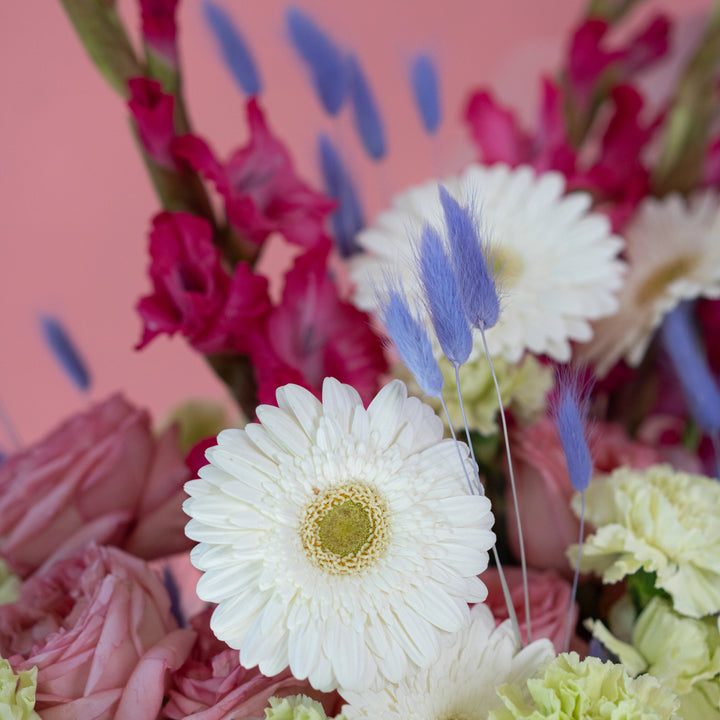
[
  {"xmin": 341, "ymin": 604, "xmax": 554, "ymax": 720},
  {"xmin": 184, "ymin": 378, "xmax": 495, "ymax": 693},
  {"xmin": 579, "ymin": 190, "xmax": 720, "ymax": 376},
  {"xmin": 351, "ymin": 163, "xmax": 625, "ymax": 363}
]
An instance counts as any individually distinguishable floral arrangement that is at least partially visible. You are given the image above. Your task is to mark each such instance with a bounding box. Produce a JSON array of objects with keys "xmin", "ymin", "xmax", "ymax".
[{"xmin": 3, "ymin": 0, "xmax": 720, "ymax": 718}]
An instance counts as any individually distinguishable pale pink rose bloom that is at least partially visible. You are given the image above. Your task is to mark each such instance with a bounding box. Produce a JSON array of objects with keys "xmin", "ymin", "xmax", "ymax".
[
  {"xmin": 483, "ymin": 566, "xmax": 583, "ymax": 653},
  {"xmin": 0, "ymin": 393, "xmax": 192, "ymax": 577},
  {"xmin": 164, "ymin": 609, "xmax": 341, "ymax": 720},
  {"xmin": 0, "ymin": 544, "xmax": 195, "ymax": 720},
  {"xmin": 507, "ymin": 417, "xmax": 659, "ymax": 574}
]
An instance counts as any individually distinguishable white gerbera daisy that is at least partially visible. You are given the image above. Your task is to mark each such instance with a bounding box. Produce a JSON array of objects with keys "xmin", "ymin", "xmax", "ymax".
[
  {"xmin": 351, "ymin": 163, "xmax": 625, "ymax": 363},
  {"xmin": 341, "ymin": 604, "xmax": 554, "ymax": 720},
  {"xmin": 184, "ymin": 378, "xmax": 495, "ymax": 693},
  {"xmin": 579, "ymin": 191, "xmax": 720, "ymax": 376}
]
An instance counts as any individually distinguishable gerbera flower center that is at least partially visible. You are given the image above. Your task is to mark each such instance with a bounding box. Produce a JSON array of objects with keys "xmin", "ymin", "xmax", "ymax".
[
  {"xmin": 635, "ymin": 254, "xmax": 698, "ymax": 306},
  {"xmin": 300, "ymin": 482, "xmax": 390, "ymax": 574},
  {"xmin": 491, "ymin": 246, "xmax": 523, "ymax": 287}
]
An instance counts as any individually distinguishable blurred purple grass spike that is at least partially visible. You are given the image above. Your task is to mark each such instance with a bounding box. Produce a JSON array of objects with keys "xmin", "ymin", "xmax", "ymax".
[
  {"xmin": 417, "ymin": 222, "xmax": 472, "ymax": 368},
  {"xmin": 410, "ymin": 53, "xmax": 441, "ymax": 134},
  {"xmin": 285, "ymin": 6, "xmax": 348, "ymax": 115},
  {"xmin": 660, "ymin": 302, "xmax": 720, "ymax": 435},
  {"xmin": 162, "ymin": 565, "xmax": 187, "ymax": 628},
  {"xmin": 39, "ymin": 314, "xmax": 91, "ymax": 392},
  {"xmin": 318, "ymin": 133, "xmax": 364, "ymax": 257},
  {"xmin": 202, "ymin": 1, "xmax": 262, "ymax": 96},
  {"xmin": 438, "ymin": 186, "xmax": 499, "ymax": 331},
  {"xmin": 552, "ymin": 373, "xmax": 593, "ymax": 492},
  {"xmin": 347, "ymin": 54, "xmax": 387, "ymax": 160},
  {"xmin": 376, "ymin": 277, "xmax": 443, "ymax": 398},
  {"xmin": 552, "ymin": 369, "xmax": 593, "ymax": 652}
]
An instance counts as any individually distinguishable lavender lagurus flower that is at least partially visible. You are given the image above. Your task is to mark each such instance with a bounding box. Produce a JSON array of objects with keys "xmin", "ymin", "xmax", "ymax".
[
  {"xmin": 660, "ymin": 301, "xmax": 720, "ymax": 436},
  {"xmin": 409, "ymin": 53, "xmax": 441, "ymax": 134},
  {"xmin": 376, "ymin": 279, "xmax": 443, "ymax": 397},
  {"xmin": 202, "ymin": 1, "xmax": 261, "ymax": 96},
  {"xmin": 438, "ymin": 186, "xmax": 500, "ymax": 331},
  {"xmin": 39, "ymin": 314, "xmax": 91, "ymax": 391},
  {"xmin": 347, "ymin": 53, "xmax": 387, "ymax": 160},
  {"xmin": 285, "ymin": 6, "xmax": 348, "ymax": 115},
  {"xmin": 416, "ymin": 222, "xmax": 473, "ymax": 367}
]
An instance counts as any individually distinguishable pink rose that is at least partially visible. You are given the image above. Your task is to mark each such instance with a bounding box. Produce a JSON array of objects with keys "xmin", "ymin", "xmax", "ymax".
[
  {"xmin": 483, "ymin": 567, "xmax": 582, "ymax": 653},
  {"xmin": 507, "ymin": 417, "xmax": 659, "ymax": 574},
  {"xmin": 0, "ymin": 393, "xmax": 192, "ymax": 577},
  {"xmin": 0, "ymin": 544, "xmax": 195, "ymax": 720},
  {"xmin": 164, "ymin": 609, "xmax": 341, "ymax": 720}
]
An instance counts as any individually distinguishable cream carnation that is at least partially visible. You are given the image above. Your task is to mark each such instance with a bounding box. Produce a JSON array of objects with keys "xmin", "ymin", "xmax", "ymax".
[
  {"xmin": 489, "ymin": 652, "xmax": 680, "ymax": 720},
  {"xmin": 351, "ymin": 163, "xmax": 625, "ymax": 363},
  {"xmin": 571, "ymin": 464, "xmax": 720, "ymax": 618},
  {"xmin": 579, "ymin": 190, "xmax": 720, "ymax": 376},
  {"xmin": 341, "ymin": 604, "xmax": 553, "ymax": 720},
  {"xmin": 184, "ymin": 379, "xmax": 495, "ymax": 693},
  {"xmin": 0, "ymin": 658, "xmax": 40, "ymax": 720},
  {"xmin": 589, "ymin": 597, "xmax": 720, "ymax": 720}
]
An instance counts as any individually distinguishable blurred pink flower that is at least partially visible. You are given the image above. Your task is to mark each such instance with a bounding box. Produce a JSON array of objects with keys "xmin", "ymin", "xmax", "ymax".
[
  {"xmin": 567, "ymin": 15, "xmax": 670, "ymax": 105},
  {"xmin": 128, "ymin": 78, "xmax": 176, "ymax": 166},
  {"xmin": 139, "ymin": 0, "xmax": 180, "ymax": 67},
  {"xmin": 0, "ymin": 544, "xmax": 195, "ymax": 720},
  {"xmin": 636, "ymin": 414, "xmax": 704, "ymax": 474},
  {"xmin": 507, "ymin": 416, "xmax": 659, "ymax": 574},
  {"xmin": 136, "ymin": 212, "xmax": 271, "ymax": 353},
  {"xmin": 483, "ymin": 567, "xmax": 581, "ymax": 653},
  {"xmin": 164, "ymin": 608, "xmax": 341, "ymax": 720},
  {"xmin": 0, "ymin": 394, "xmax": 192, "ymax": 577},
  {"xmin": 250, "ymin": 244, "xmax": 388, "ymax": 406},
  {"xmin": 173, "ymin": 99, "xmax": 334, "ymax": 249}
]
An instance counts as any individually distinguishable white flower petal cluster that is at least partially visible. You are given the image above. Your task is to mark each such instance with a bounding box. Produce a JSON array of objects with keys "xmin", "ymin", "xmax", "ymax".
[
  {"xmin": 341, "ymin": 604, "xmax": 553, "ymax": 720},
  {"xmin": 184, "ymin": 378, "xmax": 495, "ymax": 693},
  {"xmin": 580, "ymin": 190, "xmax": 720, "ymax": 376},
  {"xmin": 351, "ymin": 163, "xmax": 625, "ymax": 363}
]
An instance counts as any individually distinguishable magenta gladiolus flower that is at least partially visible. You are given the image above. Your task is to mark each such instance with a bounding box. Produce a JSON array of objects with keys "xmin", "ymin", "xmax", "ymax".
[
  {"xmin": 127, "ymin": 77, "xmax": 176, "ymax": 166},
  {"xmin": 173, "ymin": 99, "xmax": 334, "ymax": 248},
  {"xmin": 136, "ymin": 212, "xmax": 271, "ymax": 353},
  {"xmin": 249, "ymin": 244, "xmax": 388, "ymax": 405},
  {"xmin": 139, "ymin": 0, "xmax": 180, "ymax": 68}
]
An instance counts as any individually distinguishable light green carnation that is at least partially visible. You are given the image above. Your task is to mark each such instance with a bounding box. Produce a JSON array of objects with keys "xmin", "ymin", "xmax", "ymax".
[
  {"xmin": 399, "ymin": 353, "xmax": 552, "ymax": 436},
  {"xmin": 0, "ymin": 658, "xmax": 41, "ymax": 720},
  {"xmin": 265, "ymin": 695, "xmax": 344, "ymax": 720},
  {"xmin": 569, "ymin": 464, "xmax": 720, "ymax": 618},
  {"xmin": 588, "ymin": 597, "xmax": 720, "ymax": 720},
  {"xmin": 489, "ymin": 652, "xmax": 680, "ymax": 720},
  {"xmin": 163, "ymin": 399, "xmax": 233, "ymax": 452},
  {"xmin": 0, "ymin": 559, "xmax": 19, "ymax": 606}
]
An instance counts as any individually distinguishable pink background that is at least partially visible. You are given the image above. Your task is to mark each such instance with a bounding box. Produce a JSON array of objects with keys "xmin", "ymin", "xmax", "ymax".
[{"xmin": 0, "ymin": 0, "xmax": 706, "ymax": 447}]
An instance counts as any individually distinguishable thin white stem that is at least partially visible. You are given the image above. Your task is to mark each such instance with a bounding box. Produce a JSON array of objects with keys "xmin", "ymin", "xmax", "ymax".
[
  {"xmin": 0, "ymin": 394, "xmax": 21, "ymax": 450},
  {"xmin": 441, "ymin": 390, "xmax": 523, "ymax": 646},
  {"xmin": 454, "ymin": 364, "xmax": 478, "ymax": 472},
  {"xmin": 479, "ymin": 328, "xmax": 532, "ymax": 644},
  {"xmin": 440, "ymin": 393, "xmax": 475, "ymax": 495},
  {"xmin": 565, "ymin": 492, "xmax": 585, "ymax": 653}
]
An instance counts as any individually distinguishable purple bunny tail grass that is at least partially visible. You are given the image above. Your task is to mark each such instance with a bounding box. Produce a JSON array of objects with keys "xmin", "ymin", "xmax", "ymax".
[
  {"xmin": 477, "ymin": 328, "xmax": 531, "ymax": 644},
  {"xmin": 39, "ymin": 314, "xmax": 91, "ymax": 392},
  {"xmin": 202, "ymin": 1, "xmax": 262, "ymax": 96},
  {"xmin": 285, "ymin": 6, "xmax": 347, "ymax": 115},
  {"xmin": 438, "ymin": 185, "xmax": 500, "ymax": 331},
  {"xmin": 416, "ymin": 223, "xmax": 472, "ymax": 368},
  {"xmin": 375, "ymin": 277, "xmax": 443, "ymax": 398},
  {"xmin": 409, "ymin": 53, "xmax": 441, "ymax": 135},
  {"xmin": 347, "ymin": 54, "xmax": 387, "ymax": 161},
  {"xmin": 317, "ymin": 133, "xmax": 364, "ymax": 257},
  {"xmin": 551, "ymin": 368, "xmax": 594, "ymax": 651}
]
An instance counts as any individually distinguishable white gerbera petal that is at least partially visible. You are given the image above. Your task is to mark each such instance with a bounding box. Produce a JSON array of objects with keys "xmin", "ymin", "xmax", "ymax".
[
  {"xmin": 351, "ymin": 163, "xmax": 625, "ymax": 363},
  {"xmin": 341, "ymin": 604, "xmax": 553, "ymax": 718},
  {"xmin": 184, "ymin": 377, "xmax": 495, "ymax": 693},
  {"xmin": 580, "ymin": 190, "xmax": 720, "ymax": 376}
]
